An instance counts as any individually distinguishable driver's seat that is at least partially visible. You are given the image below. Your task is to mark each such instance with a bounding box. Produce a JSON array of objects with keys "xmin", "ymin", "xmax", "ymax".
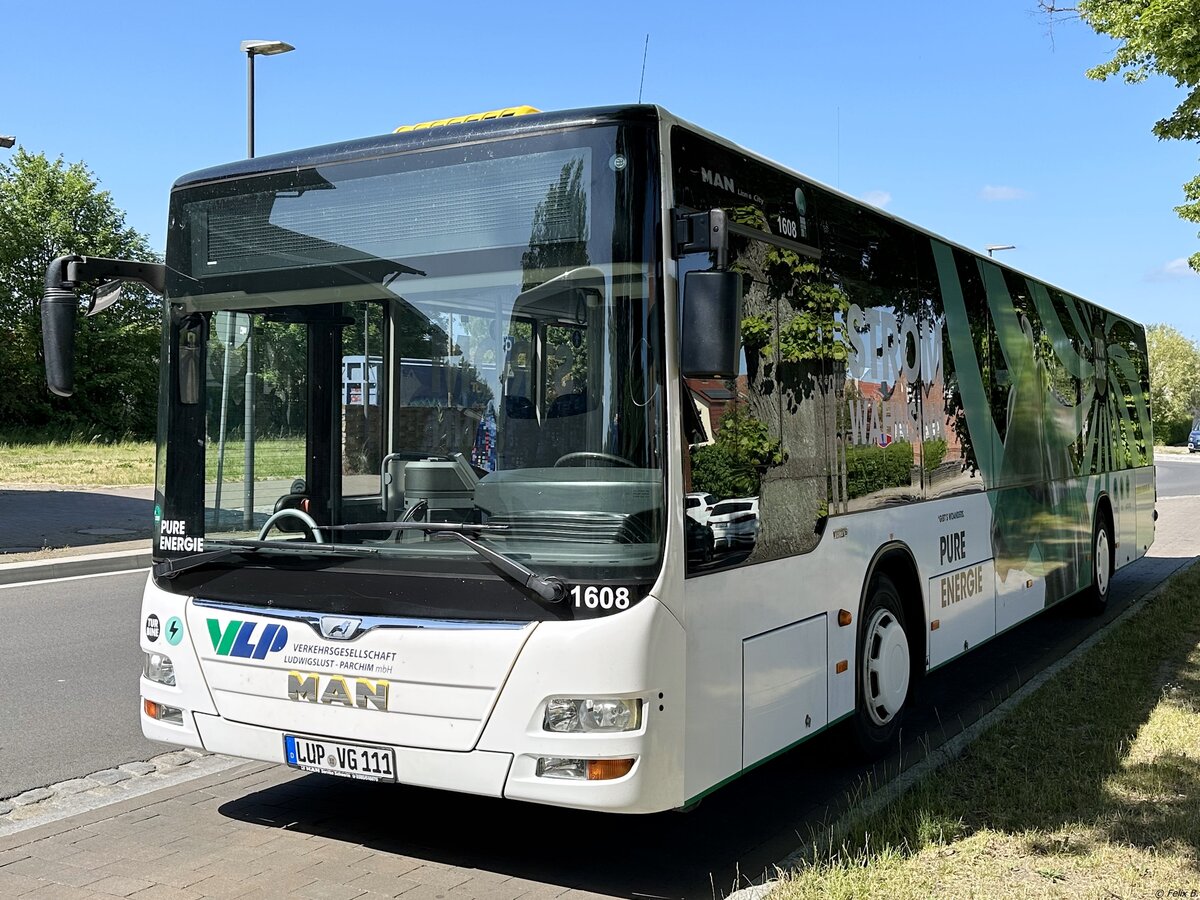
[{"xmin": 539, "ymin": 390, "xmax": 595, "ymax": 465}]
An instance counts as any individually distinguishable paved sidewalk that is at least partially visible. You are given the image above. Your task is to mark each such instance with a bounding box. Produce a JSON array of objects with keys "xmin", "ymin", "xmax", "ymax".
[
  {"xmin": 0, "ymin": 484, "xmax": 154, "ymax": 554},
  {"xmin": 0, "ymin": 484, "xmax": 153, "ymax": 583},
  {"xmin": 0, "ymin": 762, "xmax": 605, "ymax": 900}
]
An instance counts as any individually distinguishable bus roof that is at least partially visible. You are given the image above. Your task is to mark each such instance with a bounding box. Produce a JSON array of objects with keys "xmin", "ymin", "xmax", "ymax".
[
  {"xmin": 171, "ymin": 105, "xmax": 659, "ymax": 191},
  {"xmin": 171, "ymin": 103, "xmax": 1141, "ymax": 332}
]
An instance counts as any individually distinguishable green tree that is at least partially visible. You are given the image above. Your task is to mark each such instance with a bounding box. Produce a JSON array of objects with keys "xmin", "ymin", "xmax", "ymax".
[
  {"xmin": 1043, "ymin": 0, "xmax": 1200, "ymax": 270},
  {"xmin": 521, "ymin": 158, "xmax": 589, "ymax": 289},
  {"xmin": 0, "ymin": 149, "xmax": 161, "ymax": 438},
  {"xmin": 1145, "ymin": 323, "xmax": 1200, "ymax": 444}
]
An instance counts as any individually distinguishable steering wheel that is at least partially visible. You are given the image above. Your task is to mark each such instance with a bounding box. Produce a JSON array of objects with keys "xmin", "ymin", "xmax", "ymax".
[
  {"xmin": 257, "ymin": 508, "xmax": 324, "ymax": 543},
  {"xmin": 553, "ymin": 451, "xmax": 637, "ymax": 468}
]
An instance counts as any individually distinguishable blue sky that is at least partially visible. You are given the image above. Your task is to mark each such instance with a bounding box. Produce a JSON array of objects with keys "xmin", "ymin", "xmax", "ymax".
[{"xmin": 3, "ymin": 1, "xmax": 1197, "ymax": 337}]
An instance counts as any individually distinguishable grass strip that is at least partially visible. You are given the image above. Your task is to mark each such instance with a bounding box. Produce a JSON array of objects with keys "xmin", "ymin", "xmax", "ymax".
[
  {"xmin": 0, "ymin": 437, "xmax": 307, "ymax": 486},
  {"xmin": 0, "ymin": 438, "xmax": 157, "ymax": 485},
  {"xmin": 771, "ymin": 562, "xmax": 1200, "ymax": 899}
]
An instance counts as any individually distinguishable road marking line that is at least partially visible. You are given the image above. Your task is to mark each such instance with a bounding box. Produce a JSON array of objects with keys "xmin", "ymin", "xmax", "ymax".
[{"xmin": 0, "ymin": 567, "xmax": 149, "ymax": 591}]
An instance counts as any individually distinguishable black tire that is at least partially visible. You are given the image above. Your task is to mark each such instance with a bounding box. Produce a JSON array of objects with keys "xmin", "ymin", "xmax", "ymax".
[
  {"xmin": 850, "ymin": 573, "xmax": 912, "ymax": 758},
  {"xmin": 1079, "ymin": 511, "xmax": 1113, "ymax": 615}
]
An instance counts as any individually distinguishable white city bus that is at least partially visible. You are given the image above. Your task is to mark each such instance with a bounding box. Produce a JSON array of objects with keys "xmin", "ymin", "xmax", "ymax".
[{"xmin": 42, "ymin": 105, "xmax": 1155, "ymax": 813}]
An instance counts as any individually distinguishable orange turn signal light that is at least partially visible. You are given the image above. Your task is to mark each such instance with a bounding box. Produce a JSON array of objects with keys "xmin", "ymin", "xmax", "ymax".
[
  {"xmin": 835, "ymin": 660, "xmax": 848, "ymax": 674},
  {"xmin": 930, "ymin": 619, "xmax": 940, "ymax": 631},
  {"xmin": 586, "ymin": 758, "xmax": 635, "ymax": 781},
  {"xmin": 143, "ymin": 699, "xmax": 160, "ymax": 719},
  {"xmin": 837, "ymin": 609, "xmax": 853, "ymax": 627}
]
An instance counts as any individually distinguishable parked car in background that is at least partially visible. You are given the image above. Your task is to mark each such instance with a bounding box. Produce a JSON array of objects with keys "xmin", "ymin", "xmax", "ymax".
[
  {"xmin": 685, "ymin": 515, "xmax": 715, "ymax": 566},
  {"xmin": 685, "ymin": 491, "xmax": 718, "ymax": 525},
  {"xmin": 708, "ymin": 497, "xmax": 760, "ymax": 550},
  {"xmin": 1189, "ymin": 416, "xmax": 1200, "ymax": 453}
]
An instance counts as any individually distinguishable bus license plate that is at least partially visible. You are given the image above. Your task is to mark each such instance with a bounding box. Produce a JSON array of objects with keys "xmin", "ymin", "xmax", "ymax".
[{"xmin": 283, "ymin": 734, "xmax": 397, "ymax": 782}]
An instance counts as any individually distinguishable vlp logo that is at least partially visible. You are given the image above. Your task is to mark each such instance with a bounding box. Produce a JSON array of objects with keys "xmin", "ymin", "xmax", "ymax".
[{"xmin": 207, "ymin": 619, "xmax": 289, "ymax": 659}]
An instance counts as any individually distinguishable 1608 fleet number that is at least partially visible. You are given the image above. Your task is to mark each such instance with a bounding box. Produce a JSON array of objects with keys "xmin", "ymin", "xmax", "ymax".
[{"xmin": 569, "ymin": 585, "xmax": 632, "ymax": 611}]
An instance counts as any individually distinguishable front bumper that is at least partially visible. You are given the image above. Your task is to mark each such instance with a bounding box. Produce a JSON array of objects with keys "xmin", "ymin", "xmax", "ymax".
[{"xmin": 192, "ymin": 712, "xmax": 515, "ymax": 797}]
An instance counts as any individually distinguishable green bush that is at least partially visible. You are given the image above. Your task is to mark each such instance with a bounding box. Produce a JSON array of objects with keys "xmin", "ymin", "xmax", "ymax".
[
  {"xmin": 690, "ymin": 441, "xmax": 760, "ymax": 499},
  {"xmin": 922, "ymin": 437, "xmax": 948, "ymax": 472},
  {"xmin": 1157, "ymin": 414, "xmax": 1192, "ymax": 446},
  {"xmin": 846, "ymin": 440, "xmax": 914, "ymax": 499}
]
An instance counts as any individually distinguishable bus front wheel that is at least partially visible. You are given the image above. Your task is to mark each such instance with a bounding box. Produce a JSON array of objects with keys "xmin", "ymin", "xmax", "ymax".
[{"xmin": 851, "ymin": 573, "xmax": 911, "ymax": 757}]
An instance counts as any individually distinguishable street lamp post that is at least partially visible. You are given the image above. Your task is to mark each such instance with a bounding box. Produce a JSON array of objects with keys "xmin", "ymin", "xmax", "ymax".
[
  {"xmin": 237, "ymin": 39, "xmax": 293, "ymax": 528},
  {"xmin": 0, "ymin": 135, "xmax": 15, "ymax": 149},
  {"xmin": 240, "ymin": 39, "xmax": 294, "ymax": 159},
  {"xmin": 986, "ymin": 244, "xmax": 1016, "ymax": 258}
]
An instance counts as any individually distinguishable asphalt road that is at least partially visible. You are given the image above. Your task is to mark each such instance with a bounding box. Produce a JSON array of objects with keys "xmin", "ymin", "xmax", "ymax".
[
  {"xmin": 0, "ymin": 570, "xmax": 172, "ymax": 797},
  {"xmin": 0, "ymin": 485, "xmax": 153, "ymax": 554},
  {"xmin": 1153, "ymin": 452, "xmax": 1200, "ymax": 498}
]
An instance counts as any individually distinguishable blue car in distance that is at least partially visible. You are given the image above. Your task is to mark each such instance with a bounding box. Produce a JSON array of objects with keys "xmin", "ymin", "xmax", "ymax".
[{"xmin": 1190, "ymin": 416, "xmax": 1200, "ymax": 453}]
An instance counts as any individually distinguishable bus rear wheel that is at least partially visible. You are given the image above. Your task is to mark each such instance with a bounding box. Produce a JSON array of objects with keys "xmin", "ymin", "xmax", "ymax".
[
  {"xmin": 1080, "ymin": 512, "xmax": 1113, "ymax": 615},
  {"xmin": 851, "ymin": 573, "xmax": 911, "ymax": 757}
]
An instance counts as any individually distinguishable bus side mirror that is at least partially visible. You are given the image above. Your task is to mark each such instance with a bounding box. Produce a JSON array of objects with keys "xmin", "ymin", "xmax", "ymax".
[
  {"xmin": 42, "ymin": 255, "xmax": 83, "ymax": 398},
  {"xmin": 42, "ymin": 278, "xmax": 134, "ymax": 397},
  {"xmin": 681, "ymin": 270, "xmax": 742, "ymax": 379},
  {"xmin": 41, "ymin": 254, "xmax": 167, "ymax": 399},
  {"xmin": 42, "ymin": 286, "xmax": 78, "ymax": 397}
]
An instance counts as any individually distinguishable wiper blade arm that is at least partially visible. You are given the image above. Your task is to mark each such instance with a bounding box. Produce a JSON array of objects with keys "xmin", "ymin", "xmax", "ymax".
[
  {"xmin": 319, "ymin": 522, "xmax": 562, "ymax": 602},
  {"xmin": 153, "ymin": 544, "xmax": 254, "ymax": 579},
  {"xmin": 152, "ymin": 539, "xmax": 379, "ymax": 579},
  {"xmin": 434, "ymin": 531, "xmax": 566, "ymax": 604},
  {"xmin": 319, "ymin": 525, "xmax": 561, "ymax": 602},
  {"xmin": 167, "ymin": 526, "xmax": 564, "ymax": 603}
]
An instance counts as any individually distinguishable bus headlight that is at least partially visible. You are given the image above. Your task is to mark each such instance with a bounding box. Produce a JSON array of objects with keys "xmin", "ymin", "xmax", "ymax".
[
  {"xmin": 143, "ymin": 651, "xmax": 176, "ymax": 686},
  {"xmin": 543, "ymin": 698, "xmax": 641, "ymax": 733}
]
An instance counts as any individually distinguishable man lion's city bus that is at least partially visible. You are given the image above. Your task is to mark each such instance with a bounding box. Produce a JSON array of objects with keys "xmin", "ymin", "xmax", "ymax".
[{"xmin": 41, "ymin": 105, "xmax": 1155, "ymax": 813}]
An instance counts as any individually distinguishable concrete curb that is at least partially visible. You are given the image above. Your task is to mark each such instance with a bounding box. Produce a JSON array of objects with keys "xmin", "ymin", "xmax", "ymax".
[
  {"xmin": 0, "ymin": 547, "xmax": 151, "ymax": 586},
  {"xmin": 0, "ymin": 750, "xmax": 250, "ymax": 838},
  {"xmin": 725, "ymin": 555, "xmax": 1200, "ymax": 900}
]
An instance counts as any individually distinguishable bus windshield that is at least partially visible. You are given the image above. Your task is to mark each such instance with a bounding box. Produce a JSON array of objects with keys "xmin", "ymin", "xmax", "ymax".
[{"xmin": 154, "ymin": 124, "xmax": 664, "ymax": 613}]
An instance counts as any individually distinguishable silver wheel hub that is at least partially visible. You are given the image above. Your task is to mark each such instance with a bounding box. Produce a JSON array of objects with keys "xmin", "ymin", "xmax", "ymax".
[
  {"xmin": 1095, "ymin": 529, "xmax": 1110, "ymax": 597},
  {"xmin": 863, "ymin": 608, "xmax": 910, "ymax": 726}
]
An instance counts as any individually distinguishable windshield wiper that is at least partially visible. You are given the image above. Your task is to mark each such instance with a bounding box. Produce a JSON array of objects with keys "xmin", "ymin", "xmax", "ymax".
[
  {"xmin": 153, "ymin": 544, "xmax": 255, "ymax": 579},
  {"xmin": 320, "ymin": 522, "xmax": 566, "ymax": 603},
  {"xmin": 152, "ymin": 539, "xmax": 379, "ymax": 580}
]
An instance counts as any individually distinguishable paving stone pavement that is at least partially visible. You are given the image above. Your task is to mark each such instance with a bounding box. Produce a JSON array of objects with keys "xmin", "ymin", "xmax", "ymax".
[{"xmin": 0, "ymin": 762, "xmax": 608, "ymax": 900}]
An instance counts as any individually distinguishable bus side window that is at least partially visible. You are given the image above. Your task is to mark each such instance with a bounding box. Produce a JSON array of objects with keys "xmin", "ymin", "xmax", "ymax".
[
  {"xmin": 922, "ymin": 242, "xmax": 987, "ymax": 498},
  {"xmin": 824, "ymin": 204, "xmax": 925, "ymax": 512}
]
